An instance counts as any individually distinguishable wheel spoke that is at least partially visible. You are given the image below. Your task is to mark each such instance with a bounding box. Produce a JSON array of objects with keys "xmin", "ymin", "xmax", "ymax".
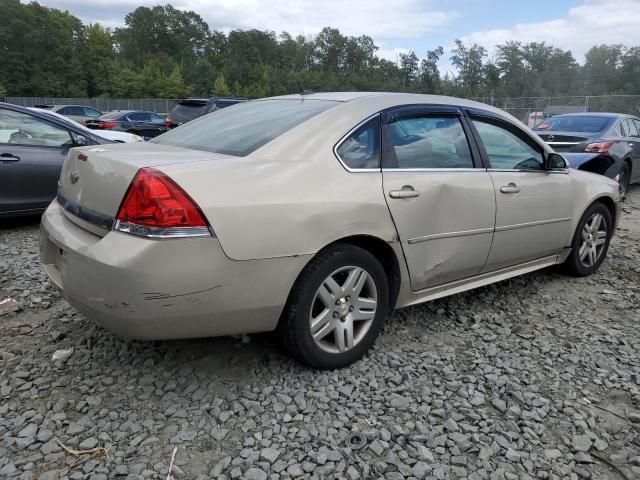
[
  {"xmin": 594, "ymin": 232, "xmax": 607, "ymax": 246},
  {"xmin": 589, "ymin": 246, "xmax": 597, "ymax": 266},
  {"xmin": 591, "ymin": 214, "xmax": 603, "ymax": 233},
  {"xmin": 337, "ymin": 321, "xmax": 354, "ymax": 351},
  {"xmin": 581, "ymin": 227, "xmax": 590, "ymax": 241},
  {"xmin": 354, "ymin": 297, "xmax": 377, "ymax": 310},
  {"xmin": 318, "ymin": 277, "xmax": 341, "ymax": 306},
  {"xmin": 351, "ymin": 308, "xmax": 376, "ymax": 322},
  {"xmin": 343, "ymin": 267, "xmax": 366, "ymax": 296},
  {"xmin": 311, "ymin": 308, "xmax": 332, "ymax": 335},
  {"xmin": 312, "ymin": 314, "xmax": 334, "ymax": 342},
  {"xmin": 579, "ymin": 243, "xmax": 589, "ymax": 261}
]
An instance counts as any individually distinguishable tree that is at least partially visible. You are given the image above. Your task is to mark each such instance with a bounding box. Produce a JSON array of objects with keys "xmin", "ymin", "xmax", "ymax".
[
  {"xmin": 83, "ymin": 24, "xmax": 114, "ymax": 97},
  {"xmin": 451, "ymin": 39, "xmax": 487, "ymax": 96},
  {"xmin": 0, "ymin": 82, "xmax": 6, "ymax": 96},
  {"xmin": 418, "ymin": 46, "xmax": 443, "ymax": 93},
  {"xmin": 399, "ymin": 50, "xmax": 419, "ymax": 86},
  {"xmin": 212, "ymin": 74, "xmax": 231, "ymax": 96}
]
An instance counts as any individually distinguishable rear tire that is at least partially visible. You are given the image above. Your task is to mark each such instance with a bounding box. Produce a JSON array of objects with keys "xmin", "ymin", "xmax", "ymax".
[
  {"xmin": 563, "ymin": 202, "xmax": 612, "ymax": 277},
  {"xmin": 280, "ymin": 244, "xmax": 389, "ymax": 369}
]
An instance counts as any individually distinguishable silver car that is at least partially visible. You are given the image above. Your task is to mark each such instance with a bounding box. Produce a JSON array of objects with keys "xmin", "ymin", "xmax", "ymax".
[{"xmin": 40, "ymin": 92, "xmax": 620, "ymax": 369}]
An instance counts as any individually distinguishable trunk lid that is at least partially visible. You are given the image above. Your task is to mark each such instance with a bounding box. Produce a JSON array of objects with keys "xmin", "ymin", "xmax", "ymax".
[
  {"xmin": 535, "ymin": 131, "xmax": 593, "ymax": 151},
  {"xmin": 58, "ymin": 143, "xmax": 235, "ymax": 224}
]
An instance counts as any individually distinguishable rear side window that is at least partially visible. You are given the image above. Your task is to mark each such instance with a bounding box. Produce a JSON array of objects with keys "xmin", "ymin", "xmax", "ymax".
[
  {"xmin": 336, "ymin": 117, "xmax": 380, "ymax": 169},
  {"xmin": 634, "ymin": 119, "xmax": 640, "ymax": 137},
  {"xmin": 84, "ymin": 107, "xmax": 101, "ymax": 118},
  {"xmin": 154, "ymin": 99, "xmax": 338, "ymax": 156},
  {"xmin": 624, "ymin": 119, "xmax": 638, "ymax": 137},
  {"xmin": 387, "ymin": 116, "xmax": 473, "ymax": 169},
  {"xmin": 534, "ymin": 116, "xmax": 612, "ymax": 133},
  {"xmin": 473, "ymin": 119, "xmax": 544, "ymax": 171}
]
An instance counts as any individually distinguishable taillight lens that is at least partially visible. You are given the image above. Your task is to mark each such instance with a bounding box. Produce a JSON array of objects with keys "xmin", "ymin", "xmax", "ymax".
[
  {"xmin": 100, "ymin": 121, "xmax": 118, "ymax": 129},
  {"xmin": 165, "ymin": 117, "xmax": 174, "ymax": 127},
  {"xmin": 114, "ymin": 168, "xmax": 212, "ymax": 238},
  {"xmin": 584, "ymin": 142, "xmax": 613, "ymax": 153}
]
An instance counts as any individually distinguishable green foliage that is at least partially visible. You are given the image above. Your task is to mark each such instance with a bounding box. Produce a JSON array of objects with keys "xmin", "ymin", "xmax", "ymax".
[
  {"xmin": 0, "ymin": 82, "xmax": 6, "ymax": 96},
  {"xmin": 212, "ymin": 74, "xmax": 231, "ymax": 96},
  {"xmin": 2, "ymin": 1, "xmax": 640, "ymax": 100}
]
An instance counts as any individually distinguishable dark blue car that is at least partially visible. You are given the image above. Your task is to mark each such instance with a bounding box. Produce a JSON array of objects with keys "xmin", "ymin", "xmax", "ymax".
[
  {"xmin": 534, "ymin": 113, "xmax": 640, "ymax": 195},
  {"xmin": 85, "ymin": 110, "xmax": 168, "ymax": 138}
]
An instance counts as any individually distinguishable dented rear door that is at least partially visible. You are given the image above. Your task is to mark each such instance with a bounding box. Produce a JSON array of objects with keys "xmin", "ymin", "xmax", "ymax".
[{"xmin": 381, "ymin": 106, "xmax": 495, "ymax": 291}]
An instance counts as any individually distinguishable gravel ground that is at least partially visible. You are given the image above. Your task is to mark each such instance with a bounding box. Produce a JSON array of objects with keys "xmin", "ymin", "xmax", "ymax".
[{"xmin": 1, "ymin": 188, "xmax": 640, "ymax": 480}]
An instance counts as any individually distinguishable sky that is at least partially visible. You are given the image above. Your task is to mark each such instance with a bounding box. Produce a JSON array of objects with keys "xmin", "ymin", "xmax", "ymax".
[{"xmin": 34, "ymin": 0, "xmax": 640, "ymax": 72}]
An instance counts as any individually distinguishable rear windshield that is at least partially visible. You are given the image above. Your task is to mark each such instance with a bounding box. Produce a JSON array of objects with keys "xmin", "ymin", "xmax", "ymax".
[
  {"xmin": 99, "ymin": 111, "xmax": 127, "ymax": 120},
  {"xmin": 170, "ymin": 103, "xmax": 209, "ymax": 119},
  {"xmin": 534, "ymin": 116, "xmax": 613, "ymax": 133},
  {"xmin": 153, "ymin": 99, "xmax": 339, "ymax": 156}
]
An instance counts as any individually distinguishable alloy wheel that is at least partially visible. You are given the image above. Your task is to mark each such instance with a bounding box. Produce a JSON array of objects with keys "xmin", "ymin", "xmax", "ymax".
[
  {"xmin": 309, "ymin": 266, "xmax": 377, "ymax": 354},
  {"xmin": 578, "ymin": 213, "xmax": 608, "ymax": 267}
]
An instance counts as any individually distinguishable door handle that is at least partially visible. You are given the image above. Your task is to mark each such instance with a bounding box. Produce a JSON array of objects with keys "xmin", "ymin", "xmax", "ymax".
[
  {"xmin": 500, "ymin": 183, "xmax": 520, "ymax": 194},
  {"xmin": 389, "ymin": 187, "xmax": 420, "ymax": 199},
  {"xmin": 0, "ymin": 153, "xmax": 20, "ymax": 163}
]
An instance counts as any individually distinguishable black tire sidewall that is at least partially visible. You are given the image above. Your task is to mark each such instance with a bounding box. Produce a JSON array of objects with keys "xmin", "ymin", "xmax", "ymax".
[
  {"xmin": 286, "ymin": 245, "xmax": 389, "ymax": 369},
  {"xmin": 566, "ymin": 203, "xmax": 612, "ymax": 276}
]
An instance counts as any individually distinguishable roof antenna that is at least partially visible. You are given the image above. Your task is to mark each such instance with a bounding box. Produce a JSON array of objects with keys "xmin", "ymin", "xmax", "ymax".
[{"xmin": 297, "ymin": 81, "xmax": 313, "ymax": 95}]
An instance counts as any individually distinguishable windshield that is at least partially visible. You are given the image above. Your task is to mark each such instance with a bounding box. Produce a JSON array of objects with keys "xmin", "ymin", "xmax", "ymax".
[
  {"xmin": 153, "ymin": 99, "xmax": 339, "ymax": 156},
  {"xmin": 534, "ymin": 116, "xmax": 613, "ymax": 133}
]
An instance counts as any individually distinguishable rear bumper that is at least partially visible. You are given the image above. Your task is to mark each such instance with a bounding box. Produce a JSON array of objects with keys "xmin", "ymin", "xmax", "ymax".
[{"xmin": 40, "ymin": 200, "xmax": 311, "ymax": 340}]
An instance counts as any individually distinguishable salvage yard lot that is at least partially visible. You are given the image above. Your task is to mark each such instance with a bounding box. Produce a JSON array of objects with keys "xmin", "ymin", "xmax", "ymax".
[{"xmin": 1, "ymin": 189, "xmax": 639, "ymax": 480}]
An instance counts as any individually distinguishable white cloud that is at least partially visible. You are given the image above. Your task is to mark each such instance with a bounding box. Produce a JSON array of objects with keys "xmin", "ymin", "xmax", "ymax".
[
  {"xmin": 459, "ymin": 0, "xmax": 640, "ymax": 62},
  {"xmin": 41, "ymin": 0, "xmax": 457, "ymax": 40}
]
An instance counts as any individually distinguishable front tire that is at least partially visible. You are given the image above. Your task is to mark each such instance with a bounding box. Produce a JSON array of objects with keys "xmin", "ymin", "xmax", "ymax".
[
  {"xmin": 563, "ymin": 202, "xmax": 612, "ymax": 276},
  {"xmin": 280, "ymin": 244, "xmax": 389, "ymax": 369}
]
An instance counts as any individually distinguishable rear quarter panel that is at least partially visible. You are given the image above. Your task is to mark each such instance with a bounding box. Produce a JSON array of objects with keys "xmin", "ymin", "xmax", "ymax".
[{"xmin": 157, "ymin": 155, "xmax": 398, "ymax": 261}]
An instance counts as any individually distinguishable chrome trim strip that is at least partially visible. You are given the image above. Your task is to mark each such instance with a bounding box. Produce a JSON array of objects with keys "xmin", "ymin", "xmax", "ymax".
[
  {"xmin": 495, "ymin": 217, "xmax": 571, "ymax": 232},
  {"xmin": 408, "ymin": 227, "xmax": 493, "ymax": 244},
  {"xmin": 382, "ymin": 168, "xmax": 484, "ymax": 172},
  {"xmin": 57, "ymin": 194, "xmax": 114, "ymax": 230},
  {"xmin": 487, "ymin": 168, "xmax": 568, "ymax": 174},
  {"xmin": 333, "ymin": 113, "xmax": 382, "ymax": 173},
  {"xmin": 546, "ymin": 141, "xmax": 580, "ymax": 145},
  {"xmin": 113, "ymin": 220, "xmax": 213, "ymax": 239}
]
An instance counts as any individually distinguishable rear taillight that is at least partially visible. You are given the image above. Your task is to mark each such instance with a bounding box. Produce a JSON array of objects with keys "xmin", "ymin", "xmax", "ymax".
[
  {"xmin": 164, "ymin": 117, "xmax": 174, "ymax": 128},
  {"xmin": 584, "ymin": 142, "xmax": 613, "ymax": 154},
  {"xmin": 100, "ymin": 121, "xmax": 118, "ymax": 129},
  {"xmin": 113, "ymin": 168, "xmax": 212, "ymax": 238}
]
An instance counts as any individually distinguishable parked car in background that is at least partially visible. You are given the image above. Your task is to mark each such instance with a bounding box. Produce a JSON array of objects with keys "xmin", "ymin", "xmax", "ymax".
[
  {"xmin": 40, "ymin": 92, "xmax": 620, "ymax": 369},
  {"xmin": 85, "ymin": 110, "xmax": 167, "ymax": 138},
  {"xmin": 534, "ymin": 113, "xmax": 640, "ymax": 194},
  {"xmin": 31, "ymin": 108, "xmax": 144, "ymax": 144},
  {"xmin": 164, "ymin": 97, "xmax": 247, "ymax": 128},
  {"xmin": 34, "ymin": 104, "xmax": 103, "ymax": 124},
  {"xmin": 0, "ymin": 102, "xmax": 113, "ymax": 218}
]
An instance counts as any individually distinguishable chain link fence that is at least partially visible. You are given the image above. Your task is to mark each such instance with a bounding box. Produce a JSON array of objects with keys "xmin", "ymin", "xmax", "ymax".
[
  {"xmin": 2, "ymin": 95, "xmax": 640, "ymax": 123},
  {"xmin": 474, "ymin": 95, "xmax": 640, "ymax": 126}
]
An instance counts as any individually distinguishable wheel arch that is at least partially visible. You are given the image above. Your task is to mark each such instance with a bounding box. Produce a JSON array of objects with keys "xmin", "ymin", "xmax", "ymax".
[{"xmin": 282, "ymin": 234, "xmax": 403, "ymax": 316}]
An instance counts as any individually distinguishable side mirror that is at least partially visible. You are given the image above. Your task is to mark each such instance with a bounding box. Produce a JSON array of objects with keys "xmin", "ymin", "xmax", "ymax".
[
  {"xmin": 547, "ymin": 153, "xmax": 567, "ymax": 170},
  {"xmin": 72, "ymin": 133, "xmax": 90, "ymax": 146}
]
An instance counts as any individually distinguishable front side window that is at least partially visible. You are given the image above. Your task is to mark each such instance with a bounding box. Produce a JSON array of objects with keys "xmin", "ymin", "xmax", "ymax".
[
  {"xmin": 634, "ymin": 119, "xmax": 640, "ymax": 137},
  {"xmin": 472, "ymin": 119, "xmax": 544, "ymax": 171},
  {"xmin": 154, "ymin": 99, "xmax": 339, "ymax": 157},
  {"xmin": 615, "ymin": 120, "xmax": 627, "ymax": 137},
  {"xmin": 0, "ymin": 109, "xmax": 73, "ymax": 147},
  {"xmin": 387, "ymin": 115, "xmax": 473, "ymax": 169},
  {"xmin": 336, "ymin": 117, "xmax": 380, "ymax": 169}
]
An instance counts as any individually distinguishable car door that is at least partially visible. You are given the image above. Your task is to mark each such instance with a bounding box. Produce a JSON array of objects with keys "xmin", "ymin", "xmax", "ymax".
[
  {"xmin": 0, "ymin": 107, "xmax": 75, "ymax": 215},
  {"xmin": 624, "ymin": 118, "xmax": 640, "ymax": 183},
  {"xmin": 468, "ymin": 112, "xmax": 574, "ymax": 272},
  {"xmin": 380, "ymin": 106, "xmax": 496, "ymax": 290}
]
